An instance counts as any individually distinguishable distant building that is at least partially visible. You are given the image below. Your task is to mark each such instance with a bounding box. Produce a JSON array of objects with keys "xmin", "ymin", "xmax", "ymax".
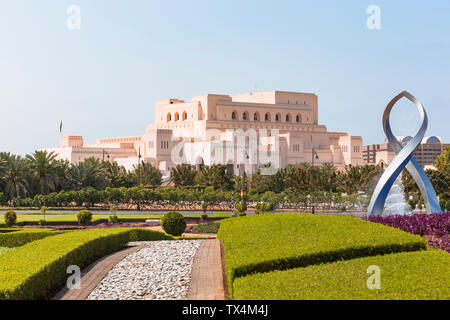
[
  {"xmin": 363, "ymin": 136, "xmax": 448, "ymax": 169},
  {"xmin": 45, "ymin": 91, "xmax": 365, "ymax": 174}
]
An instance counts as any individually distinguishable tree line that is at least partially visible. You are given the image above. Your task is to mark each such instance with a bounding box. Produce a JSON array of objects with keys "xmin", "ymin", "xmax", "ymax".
[{"xmin": 0, "ymin": 148, "xmax": 448, "ymax": 207}]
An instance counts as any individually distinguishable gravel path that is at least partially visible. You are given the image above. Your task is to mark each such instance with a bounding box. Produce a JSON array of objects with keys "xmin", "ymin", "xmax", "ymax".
[{"xmin": 87, "ymin": 240, "xmax": 203, "ymax": 300}]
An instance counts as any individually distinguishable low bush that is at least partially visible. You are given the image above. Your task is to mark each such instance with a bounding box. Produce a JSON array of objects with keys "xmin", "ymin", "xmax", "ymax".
[
  {"xmin": 4, "ymin": 211, "xmax": 17, "ymax": 227},
  {"xmin": 214, "ymin": 212, "xmax": 232, "ymax": 219},
  {"xmin": 76, "ymin": 210, "xmax": 92, "ymax": 226},
  {"xmin": 217, "ymin": 214, "xmax": 426, "ymax": 296},
  {"xmin": 0, "ymin": 229, "xmax": 63, "ymax": 248},
  {"xmin": 446, "ymin": 200, "xmax": 450, "ymax": 211},
  {"xmin": 255, "ymin": 202, "xmax": 273, "ymax": 214},
  {"xmin": 161, "ymin": 211, "xmax": 186, "ymax": 236},
  {"xmin": 200, "ymin": 213, "xmax": 208, "ymax": 221},
  {"xmin": 233, "ymin": 201, "xmax": 247, "ymax": 216},
  {"xmin": 108, "ymin": 215, "xmax": 119, "ymax": 223},
  {"xmin": 233, "ymin": 250, "xmax": 450, "ymax": 300},
  {"xmin": 0, "ymin": 228, "xmax": 170, "ymax": 299},
  {"xmin": 191, "ymin": 222, "xmax": 220, "ymax": 234}
]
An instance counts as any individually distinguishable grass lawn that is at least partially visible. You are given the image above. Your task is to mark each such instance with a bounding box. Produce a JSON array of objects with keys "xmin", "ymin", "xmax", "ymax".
[
  {"xmin": 217, "ymin": 214, "xmax": 427, "ymax": 297},
  {"xmin": 233, "ymin": 250, "xmax": 450, "ymax": 300},
  {"xmin": 0, "ymin": 213, "xmax": 203, "ymax": 225},
  {"xmin": 0, "ymin": 247, "xmax": 14, "ymax": 256}
]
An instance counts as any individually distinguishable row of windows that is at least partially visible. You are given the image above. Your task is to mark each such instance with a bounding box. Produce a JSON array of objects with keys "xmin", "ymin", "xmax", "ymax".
[
  {"xmin": 232, "ymin": 111, "xmax": 304, "ymax": 123},
  {"xmin": 166, "ymin": 111, "xmax": 189, "ymax": 122},
  {"xmin": 293, "ymin": 144, "xmax": 300, "ymax": 152},
  {"xmin": 161, "ymin": 141, "xmax": 169, "ymax": 149}
]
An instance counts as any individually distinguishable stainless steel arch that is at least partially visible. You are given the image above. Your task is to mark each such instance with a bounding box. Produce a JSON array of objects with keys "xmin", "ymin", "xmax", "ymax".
[{"xmin": 367, "ymin": 91, "xmax": 442, "ymax": 216}]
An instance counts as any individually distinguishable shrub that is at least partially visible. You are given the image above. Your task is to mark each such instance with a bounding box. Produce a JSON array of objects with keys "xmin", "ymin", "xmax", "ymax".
[
  {"xmin": 255, "ymin": 202, "xmax": 273, "ymax": 214},
  {"xmin": 446, "ymin": 200, "xmax": 450, "ymax": 212},
  {"xmin": 109, "ymin": 215, "xmax": 119, "ymax": 223},
  {"xmin": 0, "ymin": 228, "xmax": 170, "ymax": 299},
  {"xmin": 217, "ymin": 214, "xmax": 426, "ymax": 297},
  {"xmin": 201, "ymin": 201, "xmax": 208, "ymax": 213},
  {"xmin": 38, "ymin": 219, "xmax": 46, "ymax": 226},
  {"xmin": 200, "ymin": 213, "xmax": 208, "ymax": 221},
  {"xmin": 191, "ymin": 222, "xmax": 220, "ymax": 234},
  {"xmin": 4, "ymin": 211, "xmax": 17, "ymax": 227},
  {"xmin": 407, "ymin": 199, "xmax": 416, "ymax": 210},
  {"xmin": 233, "ymin": 201, "xmax": 247, "ymax": 216},
  {"xmin": 417, "ymin": 200, "xmax": 423, "ymax": 210},
  {"xmin": 214, "ymin": 212, "xmax": 232, "ymax": 219},
  {"xmin": 76, "ymin": 210, "xmax": 92, "ymax": 226},
  {"xmin": 233, "ymin": 250, "xmax": 450, "ymax": 300},
  {"xmin": 161, "ymin": 211, "xmax": 186, "ymax": 236}
]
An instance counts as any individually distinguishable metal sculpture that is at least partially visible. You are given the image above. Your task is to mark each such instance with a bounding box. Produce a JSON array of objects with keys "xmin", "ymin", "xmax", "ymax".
[{"xmin": 368, "ymin": 91, "xmax": 442, "ymax": 216}]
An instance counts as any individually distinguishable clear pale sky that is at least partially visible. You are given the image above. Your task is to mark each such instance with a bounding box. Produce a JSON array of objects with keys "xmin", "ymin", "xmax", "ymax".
[{"xmin": 0, "ymin": 0, "xmax": 449, "ymax": 155}]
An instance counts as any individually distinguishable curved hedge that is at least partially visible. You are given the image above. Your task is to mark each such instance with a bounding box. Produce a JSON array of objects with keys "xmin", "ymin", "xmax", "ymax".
[
  {"xmin": 0, "ymin": 228, "xmax": 172, "ymax": 300},
  {"xmin": 233, "ymin": 250, "xmax": 450, "ymax": 300},
  {"xmin": 0, "ymin": 229, "xmax": 63, "ymax": 248},
  {"xmin": 217, "ymin": 214, "xmax": 427, "ymax": 297}
]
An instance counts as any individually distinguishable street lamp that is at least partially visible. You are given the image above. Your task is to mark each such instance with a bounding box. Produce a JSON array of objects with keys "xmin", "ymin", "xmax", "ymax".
[
  {"xmin": 137, "ymin": 147, "xmax": 142, "ymax": 211},
  {"xmin": 311, "ymin": 147, "xmax": 319, "ymax": 214}
]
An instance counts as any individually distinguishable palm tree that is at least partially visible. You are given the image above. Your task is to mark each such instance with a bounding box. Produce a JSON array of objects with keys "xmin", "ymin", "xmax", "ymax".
[
  {"xmin": 26, "ymin": 150, "xmax": 58, "ymax": 195},
  {"xmin": 103, "ymin": 161, "xmax": 133, "ymax": 188},
  {"xmin": 318, "ymin": 162, "xmax": 337, "ymax": 192},
  {"xmin": 0, "ymin": 152, "xmax": 30, "ymax": 199},
  {"xmin": 68, "ymin": 157, "xmax": 107, "ymax": 190},
  {"xmin": 131, "ymin": 161, "xmax": 162, "ymax": 186},
  {"xmin": 170, "ymin": 164, "xmax": 197, "ymax": 186},
  {"xmin": 197, "ymin": 164, "xmax": 233, "ymax": 190}
]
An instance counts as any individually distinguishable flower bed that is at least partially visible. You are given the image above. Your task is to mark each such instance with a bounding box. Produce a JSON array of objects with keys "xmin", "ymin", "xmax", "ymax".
[
  {"xmin": 233, "ymin": 250, "xmax": 450, "ymax": 300},
  {"xmin": 367, "ymin": 212, "xmax": 450, "ymax": 252}
]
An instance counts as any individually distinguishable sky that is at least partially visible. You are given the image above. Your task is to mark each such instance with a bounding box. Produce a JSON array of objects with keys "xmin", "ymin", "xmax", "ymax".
[{"xmin": 0, "ymin": 0, "xmax": 449, "ymax": 155}]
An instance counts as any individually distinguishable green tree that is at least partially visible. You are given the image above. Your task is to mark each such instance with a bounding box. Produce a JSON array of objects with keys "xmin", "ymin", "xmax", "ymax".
[
  {"xmin": 103, "ymin": 161, "xmax": 134, "ymax": 188},
  {"xmin": 26, "ymin": 150, "xmax": 58, "ymax": 195},
  {"xmin": 68, "ymin": 157, "xmax": 107, "ymax": 190},
  {"xmin": 0, "ymin": 153, "xmax": 30, "ymax": 199},
  {"xmin": 170, "ymin": 164, "xmax": 197, "ymax": 186},
  {"xmin": 131, "ymin": 161, "xmax": 162, "ymax": 186},
  {"xmin": 197, "ymin": 164, "xmax": 233, "ymax": 190}
]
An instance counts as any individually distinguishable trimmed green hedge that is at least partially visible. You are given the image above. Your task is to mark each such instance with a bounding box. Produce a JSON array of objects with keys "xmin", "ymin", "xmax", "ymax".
[
  {"xmin": 217, "ymin": 214, "xmax": 427, "ymax": 295},
  {"xmin": 214, "ymin": 212, "xmax": 233, "ymax": 218},
  {"xmin": 0, "ymin": 228, "xmax": 172, "ymax": 300},
  {"xmin": 233, "ymin": 250, "xmax": 450, "ymax": 300},
  {"xmin": 0, "ymin": 229, "xmax": 64, "ymax": 248}
]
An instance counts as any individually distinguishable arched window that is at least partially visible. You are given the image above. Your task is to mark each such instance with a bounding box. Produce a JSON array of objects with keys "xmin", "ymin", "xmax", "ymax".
[
  {"xmin": 254, "ymin": 112, "xmax": 260, "ymax": 121},
  {"xmin": 182, "ymin": 111, "xmax": 187, "ymax": 120},
  {"xmin": 232, "ymin": 111, "xmax": 237, "ymax": 120},
  {"xmin": 286, "ymin": 114, "xmax": 291, "ymax": 122},
  {"xmin": 243, "ymin": 111, "xmax": 249, "ymax": 120},
  {"xmin": 265, "ymin": 113, "xmax": 271, "ymax": 121},
  {"xmin": 275, "ymin": 113, "xmax": 281, "ymax": 122},
  {"xmin": 167, "ymin": 113, "xmax": 172, "ymax": 122},
  {"xmin": 174, "ymin": 112, "xmax": 179, "ymax": 121},
  {"xmin": 296, "ymin": 114, "xmax": 301, "ymax": 123}
]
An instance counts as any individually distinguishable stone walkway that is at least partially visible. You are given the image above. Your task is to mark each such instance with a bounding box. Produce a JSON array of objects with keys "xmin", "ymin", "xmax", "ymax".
[
  {"xmin": 53, "ymin": 244, "xmax": 144, "ymax": 300},
  {"xmin": 53, "ymin": 239, "xmax": 226, "ymax": 300}
]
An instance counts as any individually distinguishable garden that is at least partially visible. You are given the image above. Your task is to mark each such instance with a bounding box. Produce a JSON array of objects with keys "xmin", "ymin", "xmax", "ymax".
[{"xmin": 217, "ymin": 213, "xmax": 450, "ymax": 300}]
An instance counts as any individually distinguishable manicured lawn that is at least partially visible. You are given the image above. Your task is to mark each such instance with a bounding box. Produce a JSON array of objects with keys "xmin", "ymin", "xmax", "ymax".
[
  {"xmin": 233, "ymin": 250, "xmax": 450, "ymax": 300},
  {"xmin": 217, "ymin": 214, "xmax": 426, "ymax": 295},
  {"xmin": 0, "ymin": 213, "xmax": 203, "ymax": 226},
  {"xmin": 0, "ymin": 247, "xmax": 14, "ymax": 256}
]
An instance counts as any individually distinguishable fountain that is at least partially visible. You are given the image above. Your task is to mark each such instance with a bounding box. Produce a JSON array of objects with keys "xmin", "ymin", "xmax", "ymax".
[{"xmin": 382, "ymin": 176, "xmax": 412, "ymax": 216}]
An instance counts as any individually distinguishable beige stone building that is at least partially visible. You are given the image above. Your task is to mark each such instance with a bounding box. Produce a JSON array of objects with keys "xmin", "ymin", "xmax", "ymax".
[
  {"xmin": 363, "ymin": 136, "xmax": 448, "ymax": 170},
  {"xmin": 45, "ymin": 91, "xmax": 365, "ymax": 175}
]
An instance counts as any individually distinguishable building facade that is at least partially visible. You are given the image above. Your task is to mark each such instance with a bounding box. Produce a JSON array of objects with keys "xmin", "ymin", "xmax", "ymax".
[
  {"xmin": 363, "ymin": 136, "xmax": 448, "ymax": 169},
  {"xmin": 45, "ymin": 91, "xmax": 365, "ymax": 175}
]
